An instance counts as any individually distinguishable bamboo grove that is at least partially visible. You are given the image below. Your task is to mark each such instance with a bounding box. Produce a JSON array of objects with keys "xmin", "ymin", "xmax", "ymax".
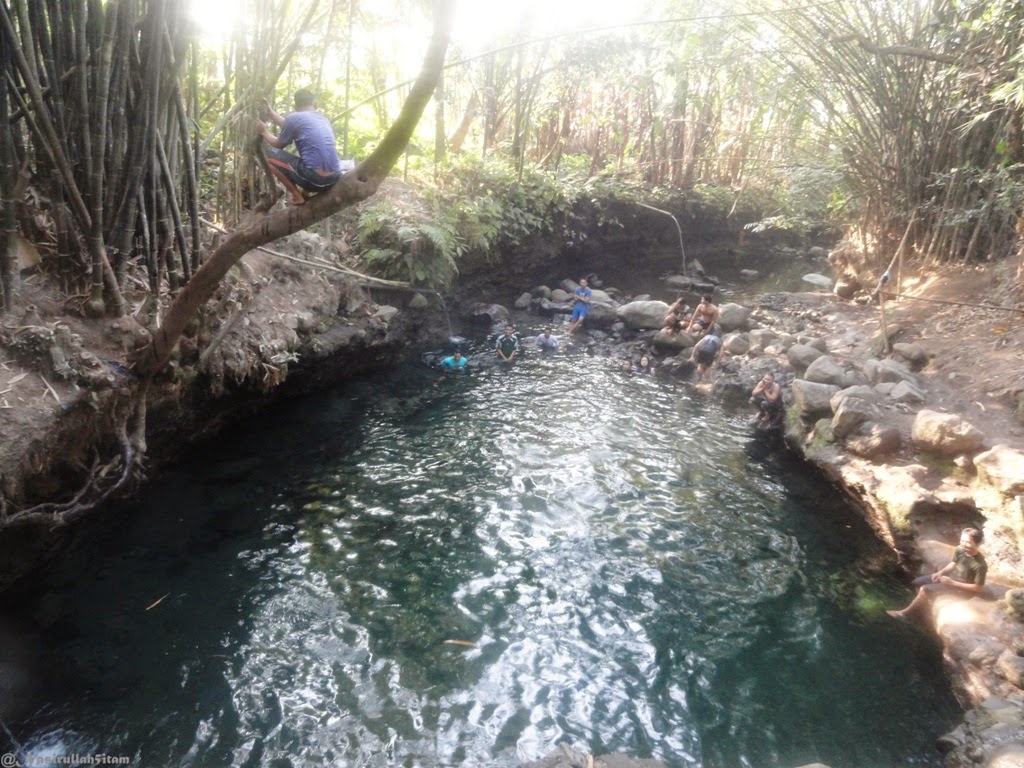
[{"xmin": 2, "ymin": 0, "xmax": 1023, "ymax": 318}]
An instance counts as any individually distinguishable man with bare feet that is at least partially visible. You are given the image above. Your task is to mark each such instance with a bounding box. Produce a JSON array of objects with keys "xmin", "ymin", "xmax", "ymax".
[
  {"xmin": 686, "ymin": 294, "xmax": 720, "ymax": 337},
  {"xmin": 663, "ymin": 296, "xmax": 690, "ymax": 335},
  {"xmin": 568, "ymin": 277, "xmax": 592, "ymax": 333},
  {"xmin": 256, "ymin": 89, "xmax": 343, "ymax": 206},
  {"xmin": 887, "ymin": 528, "xmax": 987, "ymax": 619}
]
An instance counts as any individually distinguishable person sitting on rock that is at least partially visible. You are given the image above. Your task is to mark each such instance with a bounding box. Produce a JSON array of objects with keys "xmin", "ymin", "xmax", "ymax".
[
  {"xmin": 887, "ymin": 528, "xmax": 987, "ymax": 619},
  {"xmin": 690, "ymin": 326, "xmax": 722, "ymax": 382},
  {"xmin": 536, "ymin": 327, "xmax": 559, "ymax": 351},
  {"xmin": 439, "ymin": 350, "xmax": 468, "ymax": 373},
  {"xmin": 662, "ymin": 297, "xmax": 691, "ymax": 335},
  {"xmin": 686, "ymin": 294, "xmax": 719, "ymax": 337},
  {"xmin": 749, "ymin": 372, "xmax": 783, "ymax": 426},
  {"xmin": 568, "ymin": 277, "xmax": 592, "ymax": 333},
  {"xmin": 496, "ymin": 325, "xmax": 520, "ymax": 362}
]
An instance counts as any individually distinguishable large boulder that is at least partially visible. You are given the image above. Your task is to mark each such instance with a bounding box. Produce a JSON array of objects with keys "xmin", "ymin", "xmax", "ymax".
[
  {"xmin": 912, "ymin": 410, "xmax": 985, "ymax": 455},
  {"xmin": 792, "ymin": 380, "xmax": 840, "ymax": 420},
  {"xmin": 804, "ymin": 355, "xmax": 847, "ymax": 387},
  {"xmin": 846, "ymin": 422, "xmax": 901, "ymax": 459},
  {"xmin": 831, "ymin": 397, "xmax": 880, "ymax": 439},
  {"xmin": 530, "ymin": 285, "xmax": 552, "ymax": 299},
  {"xmin": 893, "ymin": 342, "xmax": 929, "ymax": 368},
  {"xmin": 514, "ymin": 292, "xmax": 533, "ymax": 310},
  {"xmin": 652, "ymin": 330, "xmax": 695, "ymax": 352},
  {"xmin": 973, "ymin": 445, "xmax": 1024, "ymax": 497},
  {"xmin": 889, "ymin": 380, "xmax": 926, "ymax": 404},
  {"xmin": 748, "ymin": 328, "xmax": 779, "ymax": 348},
  {"xmin": 718, "ymin": 303, "xmax": 753, "ymax": 332},
  {"xmin": 787, "ymin": 344, "xmax": 825, "ymax": 372},
  {"xmin": 585, "ymin": 303, "xmax": 619, "ymax": 330},
  {"xmin": 723, "ymin": 332, "xmax": 750, "ymax": 355},
  {"xmin": 465, "ymin": 303, "xmax": 510, "ymax": 326},
  {"xmin": 589, "ymin": 289, "xmax": 614, "ymax": 304},
  {"xmin": 550, "ymin": 289, "xmax": 571, "ymax": 302},
  {"xmin": 559, "ymin": 279, "xmax": 580, "ymax": 293},
  {"xmin": 864, "ymin": 358, "xmax": 916, "ymax": 385},
  {"xmin": 537, "ymin": 299, "xmax": 571, "ymax": 317},
  {"xmin": 616, "ymin": 300, "xmax": 671, "ymax": 330},
  {"xmin": 803, "ymin": 273, "xmax": 832, "ymax": 289},
  {"xmin": 831, "ymin": 385, "xmax": 880, "ymax": 412}
]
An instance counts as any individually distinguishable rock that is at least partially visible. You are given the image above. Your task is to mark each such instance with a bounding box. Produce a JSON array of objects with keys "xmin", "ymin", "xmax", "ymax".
[
  {"xmin": 408, "ymin": 293, "xmax": 429, "ymax": 310},
  {"xmin": 839, "ymin": 370, "xmax": 870, "ymax": 389},
  {"xmin": 831, "ymin": 397, "xmax": 880, "ymax": 439},
  {"xmin": 718, "ymin": 303, "xmax": 753, "ymax": 332},
  {"xmin": 792, "ymin": 380, "xmax": 841, "ymax": 420},
  {"xmin": 559, "ymin": 279, "xmax": 580, "ymax": 293},
  {"xmin": 550, "ymin": 289, "xmax": 571, "ymax": 302},
  {"xmin": 893, "ymin": 342, "xmax": 929, "ymax": 367},
  {"xmin": 808, "ymin": 246, "xmax": 828, "ymax": 259},
  {"xmin": 874, "ymin": 382, "xmax": 897, "ymax": 397},
  {"xmin": 748, "ymin": 328, "xmax": 778, "ymax": 348},
  {"xmin": 912, "ymin": 410, "xmax": 985, "ymax": 456},
  {"xmin": 723, "ymin": 332, "xmax": 750, "ymax": 355},
  {"xmin": 973, "ymin": 446, "xmax": 1024, "ymax": 497},
  {"xmin": 585, "ymin": 303, "xmax": 620, "ymax": 330},
  {"xmin": 864, "ymin": 358, "xmax": 917, "ymax": 385},
  {"xmin": 375, "ymin": 305, "xmax": 400, "ymax": 323},
  {"xmin": 589, "ymin": 289, "xmax": 614, "ymax": 304},
  {"xmin": 804, "ymin": 355, "xmax": 846, "ymax": 387},
  {"xmin": 834, "ymin": 278, "xmax": 860, "ymax": 299},
  {"xmin": 514, "ymin": 292, "xmax": 533, "ymax": 310},
  {"xmin": 531, "ymin": 285, "xmax": 552, "ymax": 299},
  {"xmin": 846, "ymin": 422, "xmax": 901, "ymax": 458},
  {"xmin": 802, "ymin": 273, "xmax": 832, "ymax": 288},
  {"xmin": 805, "ymin": 337, "xmax": 829, "ymax": 353},
  {"xmin": 616, "ymin": 300, "xmax": 671, "ymax": 330},
  {"xmin": 537, "ymin": 298, "xmax": 571, "ymax": 317},
  {"xmin": 1005, "ymin": 588, "xmax": 1024, "ymax": 618},
  {"xmin": 465, "ymin": 303, "xmax": 509, "ymax": 325},
  {"xmin": 787, "ymin": 344, "xmax": 825, "ymax": 372},
  {"xmin": 997, "ymin": 652, "xmax": 1024, "ymax": 689},
  {"xmin": 652, "ymin": 330, "xmax": 695, "ymax": 352},
  {"xmin": 740, "ymin": 269, "xmax": 760, "ymax": 279},
  {"xmin": 889, "ymin": 379, "xmax": 926, "ymax": 404},
  {"xmin": 831, "ymin": 385, "xmax": 880, "ymax": 412}
]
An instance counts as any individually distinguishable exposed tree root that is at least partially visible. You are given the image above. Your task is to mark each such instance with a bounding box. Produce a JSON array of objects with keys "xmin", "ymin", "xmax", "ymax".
[{"xmin": 0, "ymin": 385, "xmax": 150, "ymax": 529}]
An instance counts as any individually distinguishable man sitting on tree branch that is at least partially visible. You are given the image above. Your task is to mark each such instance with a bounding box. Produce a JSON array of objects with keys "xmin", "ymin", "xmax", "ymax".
[{"xmin": 256, "ymin": 89, "xmax": 345, "ymax": 206}]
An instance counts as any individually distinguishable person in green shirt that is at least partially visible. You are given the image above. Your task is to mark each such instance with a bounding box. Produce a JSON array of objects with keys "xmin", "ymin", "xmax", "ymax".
[
  {"xmin": 496, "ymin": 325, "xmax": 520, "ymax": 362},
  {"xmin": 887, "ymin": 527, "xmax": 987, "ymax": 619}
]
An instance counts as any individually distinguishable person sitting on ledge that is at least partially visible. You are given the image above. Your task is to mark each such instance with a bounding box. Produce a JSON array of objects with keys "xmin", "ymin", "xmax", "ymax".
[
  {"xmin": 662, "ymin": 297, "xmax": 690, "ymax": 335},
  {"xmin": 256, "ymin": 89, "xmax": 344, "ymax": 206},
  {"xmin": 749, "ymin": 372, "xmax": 783, "ymax": 427},
  {"xmin": 887, "ymin": 527, "xmax": 987, "ymax": 619},
  {"xmin": 686, "ymin": 294, "xmax": 719, "ymax": 337}
]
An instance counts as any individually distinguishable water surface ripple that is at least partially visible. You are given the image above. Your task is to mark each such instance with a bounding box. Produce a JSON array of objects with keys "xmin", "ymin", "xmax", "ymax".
[{"xmin": 3, "ymin": 340, "xmax": 958, "ymax": 767}]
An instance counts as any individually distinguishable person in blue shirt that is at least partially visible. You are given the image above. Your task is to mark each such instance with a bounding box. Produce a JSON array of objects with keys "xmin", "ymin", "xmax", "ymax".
[
  {"xmin": 439, "ymin": 350, "xmax": 468, "ymax": 373},
  {"xmin": 691, "ymin": 325, "xmax": 722, "ymax": 382},
  {"xmin": 568, "ymin": 277, "xmax": 592, "ymax": 333},
  {"xmin": 496, "ymin": 325, "xmax": 520, "ymax": 362},
  {"xmin": 536, "ymin": 327, "xmax": 559, "ymax": 351},
  {"xmin": 257, "ymin": 89, "xmax": 344, "ymax": 206}
]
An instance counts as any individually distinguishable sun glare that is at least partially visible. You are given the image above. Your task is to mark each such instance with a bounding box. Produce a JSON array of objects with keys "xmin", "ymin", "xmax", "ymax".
[
  {"xmin": 187, "ymin": 0, "xmax": 242, "ymax": 42},
  {"xmin": 453, "ymin": 0, "xmax": 647, "ymax": 50}
]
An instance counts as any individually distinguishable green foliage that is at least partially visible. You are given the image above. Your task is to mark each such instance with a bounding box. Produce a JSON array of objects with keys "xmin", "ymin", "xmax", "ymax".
[{"xmin": 356, "ymin": 201, "xmax": 459, "ymax": 288}]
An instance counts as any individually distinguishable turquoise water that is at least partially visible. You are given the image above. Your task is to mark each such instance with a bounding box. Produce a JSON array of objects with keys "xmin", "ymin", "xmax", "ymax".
[{"xmin": 1, "ymin": 338, "xmax": 958, "ymax": 767}]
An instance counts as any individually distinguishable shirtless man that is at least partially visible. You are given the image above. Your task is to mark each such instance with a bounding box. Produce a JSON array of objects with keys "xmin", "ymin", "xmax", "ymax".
[{"xmin": 686, "ymin": 295, "xmax": 719, "ymax": 337}]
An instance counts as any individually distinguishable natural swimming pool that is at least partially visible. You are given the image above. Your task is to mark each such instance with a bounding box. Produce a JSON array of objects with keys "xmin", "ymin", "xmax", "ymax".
[{"xmin": 1, "ymin": 335, "xmax": 959, "ymax": 767}]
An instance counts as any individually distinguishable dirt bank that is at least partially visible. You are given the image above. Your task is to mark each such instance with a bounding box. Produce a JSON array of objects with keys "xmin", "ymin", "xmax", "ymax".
[{"xmin": 0, "ymin": 233, "xmax": 446, "ymax": 589}]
